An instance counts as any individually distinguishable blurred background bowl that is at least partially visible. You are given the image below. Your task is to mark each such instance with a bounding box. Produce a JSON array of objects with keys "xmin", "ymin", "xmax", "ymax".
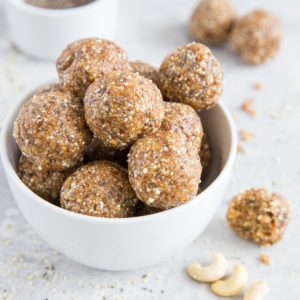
[{"xmin": 4, "ymin": 0, "xmax": 118, "ymax": 60}]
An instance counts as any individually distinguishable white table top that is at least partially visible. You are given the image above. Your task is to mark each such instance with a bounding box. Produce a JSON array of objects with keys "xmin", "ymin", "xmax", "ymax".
[{"xmin": 0, "ymin": 0, "xmax": 300, "ymax": 299}]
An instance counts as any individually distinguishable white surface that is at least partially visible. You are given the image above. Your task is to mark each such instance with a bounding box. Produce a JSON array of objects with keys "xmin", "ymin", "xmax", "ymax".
[
  {"xmin": 0, "ymin": 0, "xmax": 300, "ymax": 298},
  {"xmin": 4, "ymin": 0, "xmax": 117, "ymax": 60},
  {"xmin": 1, "ymin": 93, "xmax": 236, "ymax": 271}
]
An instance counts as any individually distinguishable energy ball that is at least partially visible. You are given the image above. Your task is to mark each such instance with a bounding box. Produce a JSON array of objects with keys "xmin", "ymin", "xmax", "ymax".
[
  {"xmin": 13, "ymin": 91, "xmax": 91, "ymax": 171},
  {"xmin": 159, "ymin": 42, "xmax": 223, "ymax": 111},
  {"xmin": 18, "ymin": 155, "xmax": 67, "ymax": 204},
  {"xmin": 160, "ymin": 102, "xmax": 203, "ymax": 153},
  {"xmin": 130, "ymin": 60, "xmax": 159, "ymax": 86},
  {"xmin": 128, "ymin": 131, "xmax": 202, "ymax": 210},
  {"xmin": 56, "ymin": 38, "xmax": 130, "ymax": 98},
  {"xmin": 84, "ymin": 71, "xmax": 165, "ymax": 149},
  {"xmin": 84, "ymin": 137, "xmax": 128, "ymax": 167},
  {"xmin": 229, "ymin": 10, "xmax": 282, "ymax": 64},
  {"xmin": 60, "ymin": 161, "xmax": 138, "ymax": 218},
  {"xmin": 189, "ymin": 0, "xmax": 237, "ymax": 45},
  {"xmin": 199, "ymin": 132, "xmax": 212, "ymax": 176},
  {"xmin": 227, "ymin": 188, "xmax": 291, "ymax": 246}
]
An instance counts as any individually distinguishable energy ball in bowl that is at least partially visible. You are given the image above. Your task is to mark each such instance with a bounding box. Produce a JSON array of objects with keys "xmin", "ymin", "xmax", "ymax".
[
  {"xmin": 227, "ymin": 188, "xmax": 291, "ymax": 246},
  {"xmin": 84, "ymin": 71, "xmax": 165, "ymax": 149},
  {"xmin": 159, "ymin": 42, "xmax": 223, "ymax": 111},
  {"xmin": 60, "ymin": 161, "xmax": 138, "ymax": 218},
  {"xmin": 160, "ymin": 102, "xmax": 203, "ymax": 153},
  {"xmin": 229, "ymin": 10, "xmax": 282, "ymax": 64},
  {"xmin": 18, "ymin": 155, "xmax": 67, "ymax": 204},
  {"xmin": 189, "ymin": 0, "xmax": 237, "ymax": 45},
  {"xmin": 56, "ymin": 38, "xmax": 130, "ymax": 98},
  {"xmin": 13, "ymin": 91, "xmax": 91, "ymax": 171},
  {"xmin": 130, "ymin": 60, "xmax": 159, "ymax": 86},
  {"xmin": 128, "ymin": 131, "xmax": 202, "ymax": 210}
]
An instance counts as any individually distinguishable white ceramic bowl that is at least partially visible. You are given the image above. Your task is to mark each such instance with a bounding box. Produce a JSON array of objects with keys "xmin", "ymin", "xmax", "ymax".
[
  {"xmin": 0, "ymin": 96, "xmax": 237, "ymax": 271},
  {"xmin": 4, "ymin": 0, "xmax": 118, "ymax": 60}
]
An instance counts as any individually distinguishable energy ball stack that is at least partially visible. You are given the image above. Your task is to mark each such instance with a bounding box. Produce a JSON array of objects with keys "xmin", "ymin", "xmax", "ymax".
[
  {"xmin": 189, "ymin": 0, "xmax": 237, "ymax": 45},
  {"xmin": 14, "ymin": 38, "xmax": 223, "ymax": 218},
  {"xmin": 229, "ymin": 10, "xmax": 282, "ymax": 64}
]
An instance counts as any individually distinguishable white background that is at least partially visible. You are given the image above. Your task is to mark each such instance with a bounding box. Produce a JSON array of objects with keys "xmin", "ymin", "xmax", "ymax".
[{"xmin": 0, "ymin": 0, "xmax": 300, "ymax": 299}]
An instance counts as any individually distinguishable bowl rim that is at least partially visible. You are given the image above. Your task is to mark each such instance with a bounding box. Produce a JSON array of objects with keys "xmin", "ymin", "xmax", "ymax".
[
  {"xmin": 0, "ymin": 96, "xmax": 237, "ymax": 225},
  {"xmin": 7, "ymin": 0, "xmax": 110, "ymax": 17}
]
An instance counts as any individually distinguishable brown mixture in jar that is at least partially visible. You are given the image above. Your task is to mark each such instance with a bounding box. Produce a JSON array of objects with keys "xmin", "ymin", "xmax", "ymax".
[{"xmin": 25, "ymin": 0, "xmax": 96, "ymax": 9}]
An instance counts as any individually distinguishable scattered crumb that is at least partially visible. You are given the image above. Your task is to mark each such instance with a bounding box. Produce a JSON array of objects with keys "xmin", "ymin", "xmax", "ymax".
[
  {"xmin": 241, "ymin": 98, "xmax": 256, "ymax": 116},
  {"xmin": 239, "ymin": 129, "xmax": 254, "ymax": 141},
  {"xmin": 259, "ymin": 254, "xmax": 272, "ymax": 265},
  {"xmin": 237, "ymin": 144, "xmax": 244, "ymax": 153},
  {"xmin": 254, "ymin": 82, "xmax": 263, "ymax": 90}
]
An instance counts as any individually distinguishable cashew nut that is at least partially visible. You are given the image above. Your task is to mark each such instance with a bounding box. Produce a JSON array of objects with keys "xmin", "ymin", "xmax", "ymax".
[
  {"xmin": 244, "ymin": 281, "xmax": 269, "ymax": 300},
  {"xmin": 211, "ymin": 262, "xmax": 248, "ymax": 297},
  {"xmin": 186, "ymin": 253, "xmax": 227, "ymax": 283}
]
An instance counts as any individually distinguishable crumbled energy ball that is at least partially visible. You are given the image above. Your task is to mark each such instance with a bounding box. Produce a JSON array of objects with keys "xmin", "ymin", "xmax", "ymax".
[
  {"xmin": 60, "ymin": 161, "xmax": 138, "ymax": 218},
  {"xmin": 128, "ymin": 131, "xmax": 202, "ymax": 210},
  {"xmin": 189, "ymin": 0, "xmax": 237, "ymax": 45},
  {"xmin": 13, "ymin": 91, "xmax": 91, "ymax": 171},
  {"xmin": 18, "ymin": 155, "xmax": 67, "ymax": 204},
  {"xmin": 229, "ymin": 10, "xmax": 282, "ymax": 64},
  {"xmin": 56, "ymin": 38, "xmax": 130, "ymax": 98},
  {"xmin": 130, "ymin": 60, "xmax": 159, "ymax": 86},
  {"xmin": 227, "ymin": 188, "xmax": 290, "ymax": 246},
  {"xmin": 159, "ymin": 102, "xmax": 203, "ymax": 153},
  {"xmin": 159, "ymin": 42, "xmax": 223, "ymax": 111},
  {"xmin": 84, "ymin": 71, "xmax": 164, "ymax": 149}
]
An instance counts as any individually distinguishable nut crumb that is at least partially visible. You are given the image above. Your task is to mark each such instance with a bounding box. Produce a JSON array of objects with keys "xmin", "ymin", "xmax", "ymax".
[
  {"xmin": 237, "ymin": 144, "xmax": 244, "ymax": 153},
  {"xmin": 255, "ymin": 82, "xmax": 263, "ymax": 90},
  {"xmin": 241, "ymin": 98, "xmax": 256, "ymax": 116},
  {"xmin": 239, "ymin": 129, "xmax": 254, "ymax": 141},
  {"xmin": 259, "ymin": 254, "xmax": 272, "ymax": 265}
]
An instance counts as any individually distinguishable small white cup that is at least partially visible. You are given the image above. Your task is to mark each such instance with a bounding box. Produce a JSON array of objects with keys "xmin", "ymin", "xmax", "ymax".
[
  {"xmin": 0, "ymin": 93, "xmax": 237, "ymax": 271},
  {"xmin": 4, "ymin": 0, "xmax": 118, "ymax": 60}
]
